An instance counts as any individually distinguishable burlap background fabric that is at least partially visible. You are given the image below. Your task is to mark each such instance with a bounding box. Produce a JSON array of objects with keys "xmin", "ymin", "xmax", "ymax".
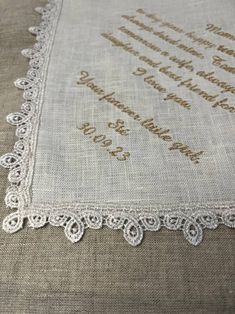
[{"xmin": 0, "ymin": 1, "xmax": 234, "ymax": 313}]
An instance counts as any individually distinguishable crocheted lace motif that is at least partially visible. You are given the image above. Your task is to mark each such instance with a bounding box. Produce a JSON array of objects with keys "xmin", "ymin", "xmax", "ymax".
[{"xmin": 0, "ymin": 0, "xmax": 234, "ymax": 246}]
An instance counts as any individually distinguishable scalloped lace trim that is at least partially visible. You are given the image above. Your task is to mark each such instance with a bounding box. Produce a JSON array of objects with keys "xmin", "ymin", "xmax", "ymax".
[
  {"xmin": 2, "ymin": 205, "xmax": 235, "ymax": 246},
  {"xmin": 0, "ymin": 0, "xmax": 234, "ymax": 246}
]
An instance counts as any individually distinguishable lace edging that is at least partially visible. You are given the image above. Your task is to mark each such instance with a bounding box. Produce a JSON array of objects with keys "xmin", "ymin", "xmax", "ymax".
[
  {"xmin": 0, "ymin": 1, "xmax": 62, "ymax": 229},
  {"xmin": 2, "ymin": 208, "xmax": 235, "ymax": 246},
  {"xmin": 0, "ymin": 0, "xmax": 235, "ymax": 246}
]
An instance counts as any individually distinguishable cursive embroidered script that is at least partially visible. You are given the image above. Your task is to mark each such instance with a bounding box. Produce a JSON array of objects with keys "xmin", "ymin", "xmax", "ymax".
[
  {"xmin": 77, "ymin": 122, "xmax": 130, "ymax": 161},
  {"xmin": 77, "ymin": 71, "xmax": 204, "ymax": 164}
]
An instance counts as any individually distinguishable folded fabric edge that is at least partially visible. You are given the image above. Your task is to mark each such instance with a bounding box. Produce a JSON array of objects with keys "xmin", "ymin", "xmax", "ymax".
[{"xmin": 0, "ymin": 0, "xmax": 234, "ymax": 247}]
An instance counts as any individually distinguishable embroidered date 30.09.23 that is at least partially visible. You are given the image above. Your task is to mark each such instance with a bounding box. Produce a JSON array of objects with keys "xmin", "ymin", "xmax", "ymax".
[{"xmin": 77, "ymin": 122, "xmax": 130, "ymax": 161}]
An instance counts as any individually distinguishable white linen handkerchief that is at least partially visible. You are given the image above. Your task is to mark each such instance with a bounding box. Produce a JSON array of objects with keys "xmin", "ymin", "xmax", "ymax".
[{"xmin": 1, "ymin": 0, "xmax": 235, "ymax": 246}]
